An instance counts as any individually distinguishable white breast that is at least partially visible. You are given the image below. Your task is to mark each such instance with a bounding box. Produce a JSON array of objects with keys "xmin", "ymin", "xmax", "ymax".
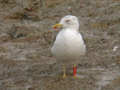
[{"xmin": 51, "ymin": 29, "xmax": 86, "ymax": 62}]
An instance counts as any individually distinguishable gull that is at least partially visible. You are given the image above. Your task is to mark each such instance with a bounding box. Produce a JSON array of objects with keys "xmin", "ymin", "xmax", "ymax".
[{"xmin": 51, "ymin": 15, "xmax": 86, "ymax": 78}]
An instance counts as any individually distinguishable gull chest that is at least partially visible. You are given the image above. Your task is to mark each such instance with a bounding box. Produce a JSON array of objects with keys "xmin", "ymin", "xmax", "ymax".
[{"xmin": 52, "ymin": 29, "xmax": 86, "ymax": 59}]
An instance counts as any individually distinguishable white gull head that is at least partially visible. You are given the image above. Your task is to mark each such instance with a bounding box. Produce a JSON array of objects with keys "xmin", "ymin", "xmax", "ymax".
[{"xmin": 59, "ymin": 15, "xmax": 79, "ymax": 30}]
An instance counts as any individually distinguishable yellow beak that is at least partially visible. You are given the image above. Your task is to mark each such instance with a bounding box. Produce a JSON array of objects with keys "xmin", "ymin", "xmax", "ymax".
[{"xmin": 52, "ymin": 24, "xmax": 62, "ymax": 29}]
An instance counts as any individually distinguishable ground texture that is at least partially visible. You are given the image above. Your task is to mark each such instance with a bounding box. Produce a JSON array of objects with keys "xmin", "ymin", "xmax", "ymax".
[{"xmin": 0, "ymin": 0, "xmax": 120, "ymax": 90}]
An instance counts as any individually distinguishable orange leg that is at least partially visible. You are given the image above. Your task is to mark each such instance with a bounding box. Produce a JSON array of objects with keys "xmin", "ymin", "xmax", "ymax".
[{"xmin": 73, "ymin": 64, "xmax": 77, "ymax": 77}]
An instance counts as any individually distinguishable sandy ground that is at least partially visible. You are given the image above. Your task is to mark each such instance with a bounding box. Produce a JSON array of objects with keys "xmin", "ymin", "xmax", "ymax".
[{"xmin": 0, "ymin": 0, "xmax": 120, "ymax": 90}]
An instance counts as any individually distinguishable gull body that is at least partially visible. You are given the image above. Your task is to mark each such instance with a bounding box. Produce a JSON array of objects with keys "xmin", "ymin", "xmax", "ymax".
[{"xmin": 51, "ymin": 28, "xmax": 86, "ymax": 64}]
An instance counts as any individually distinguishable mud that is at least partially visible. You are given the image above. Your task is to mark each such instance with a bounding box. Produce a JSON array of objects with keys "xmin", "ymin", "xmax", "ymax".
[{"xmin": 0, "ymin": 0, "xmax": 120, "ymax": 90}]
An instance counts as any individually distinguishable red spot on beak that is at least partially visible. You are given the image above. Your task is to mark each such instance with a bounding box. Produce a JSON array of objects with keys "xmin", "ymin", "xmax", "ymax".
[
  {"xmin": 53, "ymin": 26, "xmax": 57, "ymax": 29},
  {"xmin": 52, "ymin": 24, "xmax": 62, "ymax": 30}
]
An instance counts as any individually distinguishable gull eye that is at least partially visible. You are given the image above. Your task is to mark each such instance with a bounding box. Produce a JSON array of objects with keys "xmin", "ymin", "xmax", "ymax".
[{"xmin": 65, "ymin": 19, "xmax": 70, "ymax": 23}]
